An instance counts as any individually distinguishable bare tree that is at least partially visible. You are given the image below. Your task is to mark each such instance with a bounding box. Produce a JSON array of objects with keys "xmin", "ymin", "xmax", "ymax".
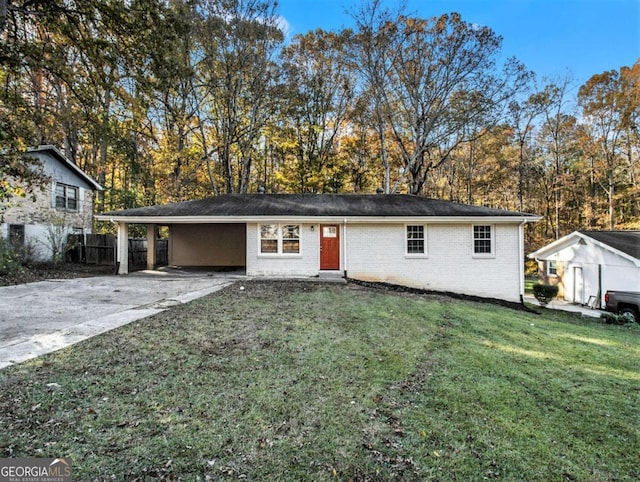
[
  {"xmin": 507, "ymin": 81, "xmax": 549, "ymax": 212},
  {"xmin": 579, "ymin": 69, "xmax": 628, "ymax": 229},
  {"xmin": 350, "ymin": 0, "xmax": 406, "ymax": 193},
  {"xmin": 280, "ymin": 29, "xmax": 355, "ymax": 193},
  {"xmin": 353, "ymin": 7, "xmax": 529, "ymax": 194},
  {"xmin": 198, "ymin": 0, "xmax": 282, "ymax": 194},
  {"xmin": 538, "ymin": 75, "xmax": 577, "ymax": 238}
]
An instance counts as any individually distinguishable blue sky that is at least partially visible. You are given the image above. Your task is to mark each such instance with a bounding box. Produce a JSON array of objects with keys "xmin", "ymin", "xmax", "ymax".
[{"xmin": 277, "ymin": 0, "xmax": 639, "ymax": 89}]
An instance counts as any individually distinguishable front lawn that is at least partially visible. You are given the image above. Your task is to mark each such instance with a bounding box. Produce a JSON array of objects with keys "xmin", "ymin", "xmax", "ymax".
[{"xmin": 1, "ymin": 281, "xmax": 638, "ymax": 480}]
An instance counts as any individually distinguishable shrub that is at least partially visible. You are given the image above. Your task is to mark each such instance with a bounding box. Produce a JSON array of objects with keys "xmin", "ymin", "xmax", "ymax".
[
  {"xmin": 600, "ymin": 312, "xmax": 636, "ymax": 325},
  {"xmin": 533, "ymin": 283, "xmax": 559, "ymax": 306},
  {"xmin": 0, "ymin": 238, "xmax": 24, "ymax": 276}
]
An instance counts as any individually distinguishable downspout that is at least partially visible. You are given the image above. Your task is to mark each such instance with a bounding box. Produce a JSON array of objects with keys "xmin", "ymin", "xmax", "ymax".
[
  {"xmin": 597, "ymin": 264, "xmax": 602, "ymax": 309},
  {"xmin": 343, "ymin": 217, "xmax": 348, "ymax": 278},
  {"xmin": 519, "ymin": 219, "xmax": 526, "ymax": 305}
]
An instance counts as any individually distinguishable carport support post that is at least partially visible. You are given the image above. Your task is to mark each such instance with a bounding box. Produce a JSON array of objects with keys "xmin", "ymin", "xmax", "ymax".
[
  {"xmin": 117, "ymin": 222, "xmax": 129, "ymax": 275},
  {"xmin": 146, "ymin": 224, "xmax": 157, "ymax": 270}
]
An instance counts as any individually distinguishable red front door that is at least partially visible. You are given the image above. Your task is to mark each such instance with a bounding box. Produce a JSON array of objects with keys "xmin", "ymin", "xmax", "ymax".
[{"xmin": 320, "ymin": 224, "xmax": 340, "ymax": 270}]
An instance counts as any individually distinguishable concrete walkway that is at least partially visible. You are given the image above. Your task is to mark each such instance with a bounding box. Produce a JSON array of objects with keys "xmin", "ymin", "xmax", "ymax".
[
  {"xmin": 523, "ymin": 295, "xmax": 605, "ymax": 318},
  {"xmin": 0, "ymin": 268, "xmax": 242, "ymax": 370}
]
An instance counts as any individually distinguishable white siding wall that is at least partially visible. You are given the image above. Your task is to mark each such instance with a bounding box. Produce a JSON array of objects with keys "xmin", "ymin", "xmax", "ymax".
[
  {"xmin": 553, "ymin": 244, "xmax": 640, "ymax": 304},
  {"xmin": 345, "ymin": 223, "xmax": 523, "ymax": 302},
  {"xmin": 246, "ymin": 223, "xmax": 321, "ymax": 276}
]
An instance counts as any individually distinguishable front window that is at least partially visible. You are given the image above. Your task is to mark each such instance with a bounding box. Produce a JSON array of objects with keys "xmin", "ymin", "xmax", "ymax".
[
  {"xmin": 282, "ymin": 225, "xmax": 300, "ymax": 253},
  {"xmin": 406, "ymin": 225, "xmax": 426, "ymax": 255},
  {"xmin": 547, "ymin": 260, "xmax": 557, "ymax": 276},
  {"xmin": 260, "ymin": 224, "xmax": 278, "ymax": 253},
  {"xmin": 260, "ymin": 224, "xmax": 300, "ymax": 255},
  {"xmin": 55, "ymin": 183, "xmax": 78, "ymax": 211},
  {"xmin": 473, "ymin": 225, "xmax": 493, "ymax": 255}
]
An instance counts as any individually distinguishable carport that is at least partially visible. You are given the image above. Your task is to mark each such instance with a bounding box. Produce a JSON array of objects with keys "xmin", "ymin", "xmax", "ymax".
[{"xmin": 110, "ymin": 221, "xmax": 247, "ymax": 275}]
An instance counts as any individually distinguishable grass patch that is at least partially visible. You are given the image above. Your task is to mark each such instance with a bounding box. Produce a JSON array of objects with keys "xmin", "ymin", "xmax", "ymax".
[
  {"xmin": 524, "ymin": 275, "xmax": 538, "ymax": 295},
  {"xmin": 1, "ymin": 281, "xmax": 638, "ymax": 480}
]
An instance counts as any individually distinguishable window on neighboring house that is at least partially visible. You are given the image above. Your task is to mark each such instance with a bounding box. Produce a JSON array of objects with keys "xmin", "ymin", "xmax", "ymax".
[
  {"xmin": 406, "ymin": 225, "xmax": 426, "ymax": 255},
  {"xmin": 547, "ymin": 260, "xmax": 557, "ymax": 276},
  {"xmin": 260, "ymin": 224, "xmax": 300, "ymax": 254},
  {"xmin": 9, "ymin": 224, "xmax": 25, "ymax": 247},
  {"xmin": 55, "ymin": 183, "xmax": 78, "ymax": 211},
  {"xmin": 473, "ymin": 225, "xmax": 493, "ymax": 255}
]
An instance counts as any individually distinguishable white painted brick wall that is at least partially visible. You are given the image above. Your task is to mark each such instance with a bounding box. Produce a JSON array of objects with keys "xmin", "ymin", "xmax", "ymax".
[
  {"xmin": 244, "ymin": 220, "xmax": 523, "ymax": 301},
  {"xmin": 346, "ymin": 223, "xmax": 523, "ymax": 302},
  {"xmin": 246, "ymin": 223, "xmax": 321, "ymax": 276}
]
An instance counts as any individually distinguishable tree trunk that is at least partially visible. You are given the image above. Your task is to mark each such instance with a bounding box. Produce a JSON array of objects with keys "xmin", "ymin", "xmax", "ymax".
[
  {"xmin": 589, "ymin": 157, "xmax": 597, "ymax": 228},
  {"xmin": 0, "ymin": 0, "xmax": 7, "ymax": 34},
  {"xmin": 609, "ymin": 166, "xmax": 615, "ymax": 230}
]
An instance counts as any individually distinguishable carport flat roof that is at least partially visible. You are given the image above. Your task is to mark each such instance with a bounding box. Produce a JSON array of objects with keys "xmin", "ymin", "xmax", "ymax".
[{"xmin": 97, "ymin": 194, "xmax": 540, "ymax": 222}]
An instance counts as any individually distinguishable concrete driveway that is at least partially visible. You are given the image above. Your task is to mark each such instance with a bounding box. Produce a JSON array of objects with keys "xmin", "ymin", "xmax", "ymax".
[{"xmin": 0, "ymin": 268, "xmax": 242, "ymax": 369}]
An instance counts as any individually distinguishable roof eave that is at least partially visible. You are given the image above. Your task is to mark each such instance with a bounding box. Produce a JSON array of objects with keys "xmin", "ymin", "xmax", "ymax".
[
  {"xmin": 529, "ymin": 231, "xmax": 640, "ymax": 266},
  {"xmin": 528, "ymin": 231, "xmax": 583, "ymax": 259},
  {"xmin": 28, "ymin": 145, "xmax": 104, "ymax": 191},
  {"xmin": 95, "ymin": 214, "xmax": 540, "ymax": 224}
]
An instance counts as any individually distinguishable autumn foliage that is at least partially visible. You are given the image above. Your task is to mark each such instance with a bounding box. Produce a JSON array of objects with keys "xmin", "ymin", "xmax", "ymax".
[{"xmin": 1, "ymin": 0, "xmax": 638, "ymax": 252}]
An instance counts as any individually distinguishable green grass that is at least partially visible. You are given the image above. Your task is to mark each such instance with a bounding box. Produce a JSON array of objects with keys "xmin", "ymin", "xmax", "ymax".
[
  {"xmin": 524, "ymin": 275, "xmax": 538, "ymax": 294},
  {"xmin": 1, "ymin": 281, "xmax": 638, "ymax": 480}
]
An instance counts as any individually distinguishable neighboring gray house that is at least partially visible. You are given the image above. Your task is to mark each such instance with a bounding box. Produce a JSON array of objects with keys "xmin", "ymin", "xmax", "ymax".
[
  {"xmin": 97, "ymin": 194, "xmax": 540, "ymax": 303},
  {"xmin": 529, "ymin": 230, "xmax": 640, "ymax": 307},
  {"xmin": 1, "ymin": 145, "xmax": 103, "ymax": 261}
]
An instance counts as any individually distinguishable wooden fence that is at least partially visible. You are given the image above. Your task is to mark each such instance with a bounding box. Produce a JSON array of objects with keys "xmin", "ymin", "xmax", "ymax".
[
  {"xmin": 85, "ymin": 234, "xmax": 116, "ymax": 265},
  {"xmin": 67, "ymin": 234, "xmax": 168, "ymax": 268},
  {"xmin": 128, "ymin": 238, "xmax": 169, "ymax": 268}
]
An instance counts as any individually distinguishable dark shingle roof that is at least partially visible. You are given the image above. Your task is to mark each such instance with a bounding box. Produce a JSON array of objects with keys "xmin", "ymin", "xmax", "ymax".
[
  {"xmin": 580, "ymin": 230, "xmax": 640, "ymax": 261},
  {"xmin": 102, "ymin": 194, "xmax": 537, "ymax": 218}
]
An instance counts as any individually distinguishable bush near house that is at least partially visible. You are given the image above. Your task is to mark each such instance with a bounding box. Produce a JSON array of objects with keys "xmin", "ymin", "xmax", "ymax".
[
  {"xmin": 601, "ymin": 311, "xmax": 640, "ymax": 325},
  {"xmin": 0, "ymin": 238, "xmax": 24, "ymax": 276},
  {"xmin": 533, "ymin": 283, "xmax": 559, "ymax": 306}
]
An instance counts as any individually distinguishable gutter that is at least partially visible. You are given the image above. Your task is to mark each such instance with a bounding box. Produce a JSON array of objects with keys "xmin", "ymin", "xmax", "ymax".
[
  {"xmin": 519, "ymin": 219, "xmax": 526, "ymax": 303},
  {"xmin": 343, "ymin": 217, "xmax": 348, "ymax": 277},
  {"xmin": 95, "ymin": 214, "xmax": 540, "ymax": 225}
]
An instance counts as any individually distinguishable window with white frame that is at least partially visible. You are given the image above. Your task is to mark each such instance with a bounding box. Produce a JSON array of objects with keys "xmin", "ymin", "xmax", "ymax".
[
  {"xmin": 547, "ymin": 260, "xmax": 557, "ymax": 276},
  {"xmin": 260, "ymin": 224, "xmax": 300, "ymax": 254},
  {"xmin": 406, "ymin": 225, "xmax": 426, "ymax": 255},
  {"xmin": 473, "ymin": 225, "xmax": 493, "ymax": 255},
  {"xmin": 55, "ymin": 183, "xmax": 78, "ymax": 211}
]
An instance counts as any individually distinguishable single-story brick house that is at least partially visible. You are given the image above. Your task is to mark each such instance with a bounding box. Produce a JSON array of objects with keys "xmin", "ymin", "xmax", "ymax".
[
  {"xmin": 529, "ymin": 230, "xmax": 640, "ymax": 307},
  {"xmin": 97, "ymin": 194, "xmax": 539, "ymax": 303},
  {"xmin": 1, "ymin": 145, "xmax": 103, "ymax": 261}
]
